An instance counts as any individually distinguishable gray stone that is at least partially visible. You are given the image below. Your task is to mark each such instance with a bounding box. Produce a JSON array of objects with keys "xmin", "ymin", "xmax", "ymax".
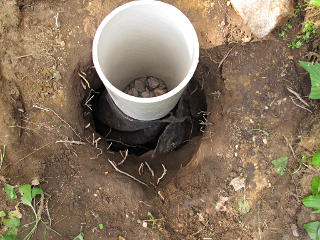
[
  {"xmin": 134, "ymin": 78, "xmax": 146, "ymax": 92},
  {"xmin": 141, "ymin": 91, "xmax": 150, "ymax": 98},
  {"xmin": 132, "ymin": 88, "xmax": 139, "ymax": 97},
  {"xmin": 231, "ymin": 0, "xmax": 294, "ymax": 38},
  {"xmin": 147, "ymin": 76, "xmax": 160, "ymax": 89}
]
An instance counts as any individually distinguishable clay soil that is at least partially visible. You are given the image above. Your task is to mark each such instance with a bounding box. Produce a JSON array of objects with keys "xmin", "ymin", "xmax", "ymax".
[{"xmin": 1, "ymin": 0, "xmax": 320, "ymax": 239}]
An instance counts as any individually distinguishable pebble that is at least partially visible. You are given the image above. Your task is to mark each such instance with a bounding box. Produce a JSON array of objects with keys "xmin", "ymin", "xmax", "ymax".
[{"xmin": 123, "ymin": 76, "xmax": 168, "ymax": 98}]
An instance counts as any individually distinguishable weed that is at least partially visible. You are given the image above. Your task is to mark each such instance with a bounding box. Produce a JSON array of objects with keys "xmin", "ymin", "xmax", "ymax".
[
  {"xmin": 251, "ymin": 123, "xmax": 269, "ymax": 136},
  {"xmin": 1, "ymin": 184, "xmax": 60, "ymax": 240},
  {"xmin": 310, "ymin": 0, "xmax": 320, "ymax": 7},
  {"xmin": 238, "ymin": 198, "xmax": 250, "ymax": 214},
  {"xmin": 302, "ymin": 176, "xmax": 320, "ymax": 239},
  {"xmin": 73, "ymin": 232, "xmax": 84, "ymax": 240},
  {"xmin": 147, "ymin": 212, "xmax": 157, "ymax": 227},
  {"xmin": 0, "ymin": 145, "xmax": 5, "ymax": 171},
  {"xmin": 293, "ymin": 3, "xmax": 304, "ymax": 17},
  {"xmin": 299, "ymin": 62, "xmax": 320, "ymax": 99},
  {"xmin": 301, "ymin": 151, "xmax": 320, "ymax": 239},
  {"xmin": 99, "ymin": 223, "xmax": 104, "ymax": 230},
  {"xmin": 272, "ymin": 156, "xmax": 288, "ymax": 175},
  {"xmin": 278, "ymin": 30, "xmax": 285, "ymax": 38}
]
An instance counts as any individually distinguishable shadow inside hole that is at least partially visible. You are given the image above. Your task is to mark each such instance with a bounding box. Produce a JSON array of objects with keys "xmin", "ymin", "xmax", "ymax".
[{"xmin": 81, "ymin": 65, "xmax": 207, "ymax": 158}]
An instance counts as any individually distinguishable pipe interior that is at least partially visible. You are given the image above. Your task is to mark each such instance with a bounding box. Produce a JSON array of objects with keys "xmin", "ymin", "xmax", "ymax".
[{"xmin": 96, "ymin": 3, "xmax": 196, "ymax": 92}]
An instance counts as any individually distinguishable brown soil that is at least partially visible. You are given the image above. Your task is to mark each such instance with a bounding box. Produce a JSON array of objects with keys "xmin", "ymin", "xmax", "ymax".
[{"xmin": 0, "ymin": 0, "xmax": 319, "ymax": 239}]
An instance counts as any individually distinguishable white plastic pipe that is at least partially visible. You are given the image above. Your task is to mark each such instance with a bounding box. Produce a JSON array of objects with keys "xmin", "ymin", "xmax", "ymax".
[{"xmin": 93, "ymin": 0, "xmax": 199, "ymax": 121}]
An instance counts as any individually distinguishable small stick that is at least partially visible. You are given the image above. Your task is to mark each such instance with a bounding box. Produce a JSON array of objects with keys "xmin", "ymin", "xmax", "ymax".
[
  {"xmin": 144, "ymin": 161, "xmax": 154, "ymax": 177},
  {"xmin": 106, "ymin": 142, "xmax": 112, "ymax": 151},
  {"xmin": 108, "ymin": 159, "xmax": 148, "ymax": 187},
  {"xmin": 15, "ymin": 142, "xmax": 52, "ymax": 165},
  {"xmin": 56, "ymin": 140, "xmax": 85, "ymax": 145},
  {"xmin": 94, "ymin": 137, "xmax": 101, "ymax": 148},
  {"xmin": 284, "ymin": 136, "xmax": 296, "ymax": 159},
  {"xmin": 158, "ymin": 191, "xmax": 165, "ymax": 202},
  {"xmin": 138, "ymin": 162, "xmax": 144, "ymax": 176},
  {"xmin": 118, "ymin": 149, "xmax": 128, "ymax": 166},
  {"xmin": 287, "ymin": 88, "xmax": 309, "ymax": 107},
  {"xmin": 45, "ymin": 197, "xmax": 52, "ymax": 226},
  {"xmin": 290, "ymin": 96, "xmax": 312, "ymax": 113},
  {"xmin": 33, "ymin": 104, "xmax": 82, "ymax": 139},
  {"xmin": 16, "ymin": 54, "xmax": 33, "ymax": 59},
  {"xmin": 85, "ymin": 123, "xmax": 91, "ymax": 129},
  {"xmin": 218, "ymin": 47, "xmax": 234, "ymax": 70},
  {"xmin": 78, "ymin": 72, "xmax": 90, "ymax": 89},
  {"xmin": 54, "ymin": 12, "xmax": 60, "ymax": 28},
  {"xmin": 157, "ymin": 164, "xmax": 167, "ymax": 185},
  {"xmin": 37, "ymin": 193, "xmax": 45, "ymax": 219}
]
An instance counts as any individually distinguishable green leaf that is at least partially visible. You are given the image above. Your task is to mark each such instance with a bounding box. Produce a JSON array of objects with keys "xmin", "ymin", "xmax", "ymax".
[
  {"xmin": 18, "ymin": 185, "xmax": 32, "ymax": 206},
  {"xmin": 310, "ymin": 0, "xmax": 320, "ymax": 7},
  {"xmin": 4, "ymin": 184, "xmax": 17, "ymax": 200},
  {"xmin": 99, "ymin": 224, "xmax": 104, "ymax": 230},
  {"xmin": 31, "ymin": 187, "xmax": 43, "ymax": 199},
  {"xmin": 313, "ymin": 209, "xmax": 320, "ymax": 213},
  {"xmin": 296, "ymin": 41, "xmax": 302, "ymax": 48},
  {"xmin": 6, "ymin": 226, "xmax": 18, "ymax": 237},
  {"xmin": 148, "ymin": 212, "xmax": 157, "ymax": 227},
  {"xmin": 312, "ymin": 152, "xmax": 320, "ymax": 167},
  {"xmin": 272, "ymin": 156, "xmax": 288, "ymax": 175},
  {"xmin": 238, "ymin": 198, "xmax": 250, "ymax": 214},
  {"xmin": 302, "ymin": 194, "xmax": 320, "ymax": 210},
  {"xmin": 73, "ymin": 232, "xmax": 84, "ymax": 240},
  {"xmin": 0, "ymin": 234, "xmax": 20, "ymax": 240},
  {"xmin": 302, "ymin": 155, "xmax": 307, "ymax": 162},
  {"xmin": 312, "ymin": 177, "xmax": 320, "ymax": 195},
  {"xmin": 3, "ymin": 216, "xmax": 20, "ymax": 228},
  {"xmin": 299, "ymin": 62, "xmax": 320, "ymax": 99},
  {"xmin": 0, "ymin": 210, "xmax": 6, "ymax": 217},
  {"xmin": 303, "ymin": 221, "xmax": 320, "ymax": 240}
]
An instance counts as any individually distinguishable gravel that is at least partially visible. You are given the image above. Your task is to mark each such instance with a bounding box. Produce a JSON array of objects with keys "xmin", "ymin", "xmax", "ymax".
[{"xmin": 123, "ymin": 76, "xmax": 168, "ymax": 98}]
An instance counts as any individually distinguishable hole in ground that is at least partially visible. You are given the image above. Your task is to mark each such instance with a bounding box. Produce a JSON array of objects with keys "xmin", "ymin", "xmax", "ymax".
[{"xmin": 78, "ymin": 58, "xmax": 208, "ymax": 186}]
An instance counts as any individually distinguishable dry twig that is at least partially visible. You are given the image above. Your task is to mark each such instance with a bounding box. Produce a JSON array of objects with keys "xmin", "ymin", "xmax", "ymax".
[
  {"xmin": 138, "ymin": 162, "xmax": 144, "ymax": 176},
  {"xmin": 118, "ymin": 149, "xmax": 128, "ymax": 166},
  {"xmin": 218, "ymin": 47, "xmax": 234, "ymax": 70},
  {"xmin": 158, "ymin": 191, "xmax": 165, "ymax": 201},
  {"xmin": 157, "ymin": 164, "xmax": 167, "ymax": 185},
  {"xmin": 287, "ymin": 88, "xmax": 309, "ymax": 107},
  {"xmin": 290, "ymin": 96, "xmax": 312, "ymax": 113},
  {"xmin": 283, "ymin": 136, "xmax": 296, "ymax": 159},
  {"xmin": 56, "ymin": 140, "xmax": 85, "ymax": 145},
  {"xmin": 145, "ymin": 161, "xmax": 154, "ymax": 177},
  {"xmin": 33, "ymin": 104, "xmax": 82, "ymax": 139},
  {"xmin": 108, "ymin": 159, "xmax": 148, "ymax": 187},
  {"xmin": 78, "ymin": 72, "xmax": 90, "ymax": 89}
]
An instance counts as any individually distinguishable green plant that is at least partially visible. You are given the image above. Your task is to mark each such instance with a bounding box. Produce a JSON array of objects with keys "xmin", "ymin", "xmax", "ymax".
[
  {"xmin": 302, "ymin": 176, "xmax": 320, "ymax": 239},
  {"xmin": 293, "ymin": 3, "xmax": 304, "ymax": 17},
  {"xmin": 73, "ymin": 232, "xmax": 84, "ymax": 240},
  {"xmin": 272, "ymin": 156, "xmax": 288, "ymax": 175},
  {"xmin": 99, "ymin": 224, "xmax": 104, "ymax": 230},
  {"xmin": 299, "ymin": 62, "xmax": 320, "ymax": 99},
  {"xmin": 0, "ymin": 145, "xmax": 5, "ymax": 170},
  {"xmin": 1, "ymin": 184, "xmax": 59, "ymax": 240},
  {"xmin": 251, "ymin": 123, "xmax": 269, "ymax": 136},
  {"xmin": 238, "ymin": 198, "xmax": 250, "ymax": 214},
  {"xmin": 147, "ymin": 212, "xmax": 157, "ymax": 227},
  {"xmin": 310, "ymin": 0, "xmax": 320, "ymax": 7}
]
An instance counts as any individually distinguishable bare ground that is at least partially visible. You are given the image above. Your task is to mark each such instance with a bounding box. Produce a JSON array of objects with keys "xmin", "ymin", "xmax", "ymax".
[{"xmin": 0, "ymin": 0, "xmax": 320, "ymax": 239}]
